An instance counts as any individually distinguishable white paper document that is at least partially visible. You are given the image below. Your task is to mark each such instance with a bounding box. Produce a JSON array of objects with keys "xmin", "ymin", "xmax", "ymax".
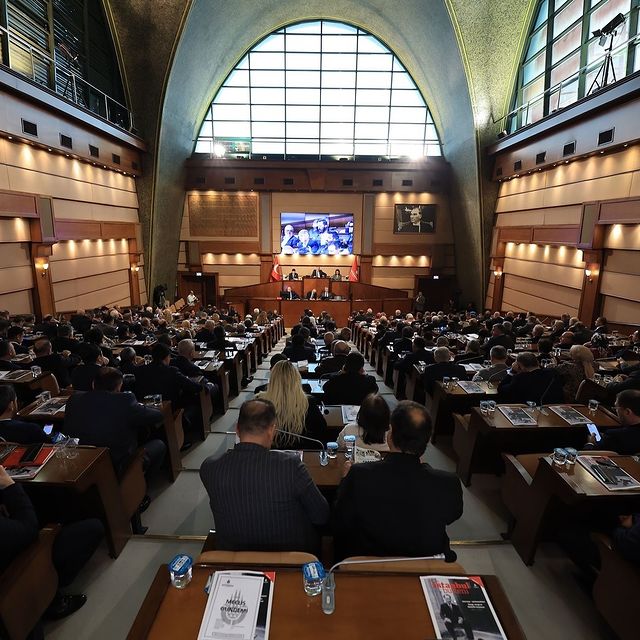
[{"xmin": 341, "ymin": 405, "xmax": 359, "ymax": 423}]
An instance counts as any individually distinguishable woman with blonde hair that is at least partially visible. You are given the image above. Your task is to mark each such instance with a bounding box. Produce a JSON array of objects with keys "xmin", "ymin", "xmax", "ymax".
[
  {"xmin": 256, "ymin": 359, "xmax": 326, "ymax": 449},
  {"xmin": 556, "ymin": 344, "xmax": 595, "ymax": 402}
]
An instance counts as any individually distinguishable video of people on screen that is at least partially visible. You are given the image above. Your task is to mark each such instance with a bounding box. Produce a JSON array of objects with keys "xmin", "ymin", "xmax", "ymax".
[{"xmin": 280, "ymin": 213, "xmax": 353, "ymax": 255}]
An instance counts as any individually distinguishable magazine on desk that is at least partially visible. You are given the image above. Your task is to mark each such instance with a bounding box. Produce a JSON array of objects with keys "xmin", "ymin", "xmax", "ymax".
[
  {"xmin": 0, "ymin": 369, "xmax": 31, "ymax": 381},
  {"xmin": 548, "ymin": 405, "xmax": 591, "ymax": 425},
  {"xmin": 198, "ymin": 571, "xmax": 275, "ymax": 640},
  {"xmin": 30, "ymin": 397, "xmax": 67, "ymax": 416},
  {"xmin": 421, "ymin": 575, "xmax": 507, "ymax": 640},
  {"xmin": 0, "ymin": 444, "xmax": 55, "ymax": 479},
  {"xmin": 341, "ymin": 405, "xmax": 359, "ymax": 423},
  {"xmin": 577, "ymin": 456, "xmax": 640, "ymax": 491},
  {"xmin": 457, "ymin": 381, "xmax": 485, "ymax": 394},
  {"xmin": 498, "ymin": 406, "xmax": 537, "ymax": 426}
]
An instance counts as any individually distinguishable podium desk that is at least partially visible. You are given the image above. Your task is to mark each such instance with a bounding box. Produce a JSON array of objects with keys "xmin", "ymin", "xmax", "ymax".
[{"xmin": 281, "ymin": 300, "xmax": 351, "ymax": 327}]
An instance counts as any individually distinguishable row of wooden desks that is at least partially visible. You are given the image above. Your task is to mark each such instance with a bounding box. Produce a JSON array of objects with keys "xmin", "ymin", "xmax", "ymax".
[
  {"xmin": 453, "ymin": 404, "xmax": 620, "ymax": 486},
  {"xmin": 128, "ymin": 564, "xmax": 527, "ymax": 640}
]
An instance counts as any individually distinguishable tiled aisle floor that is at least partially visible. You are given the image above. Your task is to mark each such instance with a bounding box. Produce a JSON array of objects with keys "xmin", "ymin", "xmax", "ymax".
[{"xmin": 46, "ymin": 335, "xmax": 616, "ymax": 639}]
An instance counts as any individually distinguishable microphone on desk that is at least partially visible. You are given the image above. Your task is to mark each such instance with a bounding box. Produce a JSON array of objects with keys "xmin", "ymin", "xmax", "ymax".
[
  {"xmin": 211, "ymin": 429, "xmax": 329, "ymax": 466},
  {"xmin": 320, "ymin": 554, "xmax": 447, "ymax": 615}
]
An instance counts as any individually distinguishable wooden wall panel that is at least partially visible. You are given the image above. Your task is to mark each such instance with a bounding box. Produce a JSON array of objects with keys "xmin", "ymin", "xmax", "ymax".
[
  {"xmin": 0, "ymin": 217, "xmax": 31, "ymax": 242},
  {"xmin": 53, "ymin": 270, "xmax": 130, "ymax": 304},
  {"xmin": 0, "ymin": 290, "xmax": 33, "ymax": 314},
  {"xmin": 502, "ymin": 283, "xmax": 578, "ymax": 316},
  {"xmin": 503, "ymin": 273, "xmax": 582, "ymax": 309},
  {"xmin": 603, "ymin": 249, "xmax": 640, "ymax": 276},
  {"xmin": 602, "ymin": 296, "xmax": 640, "ymax": 325},
  {"xmin": 50, "ymin": 253, "xmax": 130, "ymax": 282},
  {"xmin": 495, "ymin": 206, "xmax": 582, "ymax": 227},
  {"xmin": 600, "ymin": 272, "xmax": 640, "ymax": 303},
  {"xmin": 0, "ymin": 265, "xmax": 34, "ymax": 295},
  {"xmin": 603, "ymin": 224, "xmax": 640, "ymax": 249},
  {"xmin": 52, "ymin": 199, "xmax": 139, "ymax": 223},
  {"xmin": 503, "ymin": 257, "xmax": 584, "ymax": 289},
  {"xmin": 55, "ymin": 283, "xmax": 131, "ymax": 313}
]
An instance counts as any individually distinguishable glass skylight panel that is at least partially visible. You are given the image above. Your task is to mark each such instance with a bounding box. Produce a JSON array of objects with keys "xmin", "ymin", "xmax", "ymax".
[{"xmin": 195, "ymin": 20, "xmax": 442, "ymax": 158}]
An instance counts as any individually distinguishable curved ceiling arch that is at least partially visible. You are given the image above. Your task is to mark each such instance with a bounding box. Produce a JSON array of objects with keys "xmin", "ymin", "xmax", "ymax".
[{"xmin": 151, "ymin": 0, "xmax": 482, "ymax": 300}]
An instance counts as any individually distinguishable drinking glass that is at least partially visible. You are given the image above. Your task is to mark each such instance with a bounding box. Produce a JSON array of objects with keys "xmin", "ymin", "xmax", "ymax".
[
  {"xmin": 487, "ymin": 400, "xmax": 497, "ymax": 417},
  {"xmin": 593, "ymin": 373, "xmax": 602, "ymax": 385},
  {"xmin": 442, "ymin": 377, "xmax": 451, "ymax": 390},
  {"xmin": 483, "ymin": 360, "xmax": 490, "ymax": 368},
  {"xmin": 144, "ymin": 355, "xmax": 152, "ymax": 365},
  {"xmin": 565, "ymin": 448, "xmax": 578, "ymax": 466},
  {"xmin": 480, "ymin": 401, "xmax": 489, "ymax": 416},
  {"xmin": 588, "ymin": 399, "xmax": 599, "ymax": 416},
  {"xmin": 552, "ymin": 448, "xmax": 567, "ymax": 466},
  {"xmin": 36, "ymin": 391, "xmax": 51, "ymax": 404},
  {"xmin": 526, "ymin": 401, "xmax": 536, "ymax": 414},
  {"xmin": 451, "ymin": 377, "xmax": 459, "ymax": 388},
  {"xmin": 603, "ymin": 375, "xmax": 613, "ymax": 385},
  {"xmin": 344, "ymin": 435, "xmax": 356, "ymax": 460},
  {"xmin": 30, "ymin": 365, "xmax": 42, "ymax": 378},
  {"xmin": 326, "ymin": 442, "xmax": 338, "ymax": 459}
]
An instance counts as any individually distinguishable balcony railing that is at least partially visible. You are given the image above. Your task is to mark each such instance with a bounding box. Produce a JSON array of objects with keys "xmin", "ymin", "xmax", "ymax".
[{"xmin": 0, "ymin": 25, "xmax": 133, "ymax": 131}]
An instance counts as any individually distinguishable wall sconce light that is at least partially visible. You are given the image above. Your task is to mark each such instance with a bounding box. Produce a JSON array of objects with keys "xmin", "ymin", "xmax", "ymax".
[
  {"xmin": 130, "ymin": 264, "xmax": 140, "ymax": 273},
  {"xmin": 432, "ymin": 275, "xmax": 440, "ymax": 280},
  {"xmin": 37, "ymin": 261, "xmax": 49, "ymax": 277},
  {"xmin": 493, "ymin": 268, "xmax": 503, "ymax": 278},
  {"xmin": 585, "ymin": 268, "xmax": 593, "ymax": 282}
]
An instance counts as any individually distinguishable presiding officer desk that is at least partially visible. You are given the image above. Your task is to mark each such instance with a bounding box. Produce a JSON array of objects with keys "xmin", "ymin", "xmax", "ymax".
[{"xmin": 128, "ymin": 564, "xmax": 527, "ymax": 640}]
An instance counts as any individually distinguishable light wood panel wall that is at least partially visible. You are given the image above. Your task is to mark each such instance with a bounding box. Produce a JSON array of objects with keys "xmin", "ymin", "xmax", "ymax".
[
  {"xmin": 0, "ymin": 139, "xmax": 147, "ymax": 313},
  {"xmin": 0, "ymin": 217, "xmax": 33, "ymax": 313},
  {"xmin": 600, "ymin": 240, "xmax": 640, "ymax": 325},
  {"xmin": 487, "ymin": 146, "xmax": 640, "ymax": 316},
  {"xmin": 201, "ymin": 252, "xmax": 261, "ymax": 293}
]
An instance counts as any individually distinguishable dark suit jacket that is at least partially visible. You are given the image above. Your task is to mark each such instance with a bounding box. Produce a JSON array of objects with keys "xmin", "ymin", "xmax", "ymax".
[
  {"xmin": 315, "ymin": 353, "xmax": 347, "ymax": 376},
  {"xmin": 71, "ymin": 363, "xmax": 102, "ymax": 391},
  {"xmin": 65, "ymin": 390, "xmax": 162, "ymax": 477},
  {"xmin": 322, "ymin": 371, "xmax": 379, "ymax": 405},
  {"xmin": 497, "ymin": 368, "xmax": 564, "ymax": 404},
  {"xmin": 171, "ymin": 355, "xmax": 202, "ymax": 377},
  {"xmin": 607, "ymin": 370, "xmax": 640, "ymax": 395},
  {"xmin": 70, "ymin": 314, "xmax": 92, "ymax": 334},
  {"xmin": 0, "ymin": 359, "xmax": 27, "ymax": 371},
  {"xmin": 32, "ymin": 353, "xmax": 77, "ymax": 388},
  {"xmin": 588, "ymin": 425, "xmax": 640, "ymax": 456},
  {"xmin": 422, "ymin": 362, "xmax": 467, "ymax": 394},
  {"xmin": 392, "ymin": 337, "xmax": 413, "ymax": 354},
  {"xmin": 305, "ymin": 291, "xmax": 318, "ymax": 300},
  {"xmin": 52, "ymin": 336, "xmax": 81, "ymax": 354},
  {"xmin": 482, "ymin": 333, "xmax": 515, "ymax": 354},
  {"xmin": 200, "ymin": 442, "xmax": 329, "ymax": 552},
  {"xmin": 394, "ymin": 348, "xmax": 434, "ymax": 373},
  {"xmin": 194, "ymin": 328, "xmax": 216, "ymax": 343},
  {"xmin": 280, "ymin": 290, "xmax": 300, "ymax": 300},
  {"xmin": 134, "ymin": 362, "xmax": 203, "ymax": 408},
  {"xmin": 0, "ymin": 418, "xmax": 51, "ymax": 444},
  {"xmin": 283, "ymin": 344, "xmax": 317, "ymax": 363},
  {"xmin": 0, "ymin": 484, "xmax": 39, "ymax": 573},
  {"xmin": 334, "ymin": 453, "xmax": 463, "ymax": 559}
]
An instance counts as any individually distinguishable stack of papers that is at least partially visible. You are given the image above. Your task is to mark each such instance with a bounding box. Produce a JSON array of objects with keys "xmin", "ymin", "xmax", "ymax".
[{"xmin": 548, "ymin": 406, "xmax": 590, "ymax": 425}]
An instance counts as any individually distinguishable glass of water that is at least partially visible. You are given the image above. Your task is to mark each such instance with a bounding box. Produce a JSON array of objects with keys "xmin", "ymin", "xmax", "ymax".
[
  {"xmin": 344, "ymin": 435, "xmax": 356, "ymax": 460},
  {"xmin": 593, "ymin": 373, "xmax": 602, "ymax": 385},
  {"xmin": 552, "ymin": 447, "xmax": 568, "ymax": 466},
  {"xmin": 30, "ymin": 365, "xmax": 42, "ymax": 378},
  {"xmin": 487, "ymin": 400, "xmax": 497, "ymax": 417},
  {"xmin": 442, "ymin": 377, "xmax": 451, "ymax": 390},
  {"xmin": 526, "ymin": 400, "xmax": 537, "ymax": 413},
  {"xmin": 480, "ymin": 401, "xmax": 489, "ymax": 416},
  {"xmin": 144, "ymin": 354, "xmax": 152, "ymax": 365},
  {"xmin": 588, "ymin": 399, "xmax": 599, "ymax": 415},
  {"xmin": 326, "ymin": 442, "xmax": 338, "ymax": 459}
]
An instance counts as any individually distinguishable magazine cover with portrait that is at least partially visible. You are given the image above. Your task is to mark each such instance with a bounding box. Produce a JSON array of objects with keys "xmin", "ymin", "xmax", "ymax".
[
  {"xmin": 394, "ymin": 204, "xmax": 436, "ymax": 233},
  {"xmin": 421, "ymin": 575, "xmax": 507, "ymax": 640}
]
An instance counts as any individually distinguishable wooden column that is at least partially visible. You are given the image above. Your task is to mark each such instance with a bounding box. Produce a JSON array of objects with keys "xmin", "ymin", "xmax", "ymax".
[
  {"xmin": 578, "ymin": 249, "xmax": 603, "ymax": 327},
  {"xmin": 31, "ymin": 244, "xmax": 55, "ymax": 317},
  {"xmin": 359, "ymin": 255, "xmax": 372, "ymax": 284}
]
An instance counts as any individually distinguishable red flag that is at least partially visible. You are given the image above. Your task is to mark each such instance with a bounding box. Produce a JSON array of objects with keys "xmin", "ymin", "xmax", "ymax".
[
  {"xmin": 348, "ymin": 255, "xmax": 359, "ymax": 282},
  {"xmin": 269, "ymin": 255, "xmax": 283, "ymax": 282}
]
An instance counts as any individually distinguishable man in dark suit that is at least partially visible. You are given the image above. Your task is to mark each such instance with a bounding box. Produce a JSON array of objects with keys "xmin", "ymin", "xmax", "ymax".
[
  {"xmin": 422, "ymin": 347, "xmax": 467, "ymax": 394},
  {"xmin": 52, "ymin": 323, "xmax": 81, "ymax": 354},
  {"xmin": 200, "ymin": 399, "xmax": 329, "ymax": 552},
  {"xmin": 440, "ymin": 594, "xmax": 474, "ymax": 640},
  {"xmin": 70, "ymin": 309, "xmax": 92, "ymax": 335},
  {"xmin": 315, "ymin": 340, "xmax": 350, "ymax": 376},
  {"xmin": 287, "ymin": 268, "xmax": 299, "ymax": 280},
  {"xmin": 280, "ymin": 286, "xmax": 300, "ymax": 300},
  {"xmin": 497, "ymin": 351, "xmax": 563, "ymax": 405},
  {"xmin": 394, "ymin": 336, "xmax": 435, "ymax": 374},
  {"xmin": 310, "ymin": 268, "xmax": 327, "ymax": 278},
  {"xmin": 32, "ymin": 338, "xmax": 78, "ymax": 389},
  {"xmin": 319, "ymin": 286, "xmax": 333, "ymax": 301},
  {"xmin": 283, "ymin": 333, "xmax": 317, "ymax": 363},
  {"xmin": 334, "ymin": 401, "xmax": 462, "ymax": 559},
  {"xmin": 393, "ymin": 325, "xmax": 414, "ymax": 354},
  {"xmin": 397, "ymin": 206, "xmax": 434, "ymax": 233},
  {"xmin": 65, "ymin": 367, "xmax": 165, "ymax": 478},
  {"xmin": 0, "ymin": 340, "xmax": 29, "ymax": 371},
  {"xmin": 7, "ymin": 325, "xmax": 29, "ymax": 355},
  {"xmin": 584, "ymin": 390, "xmax": 640, "ymax": 455},
  {"xmin": 323, "ymin": 352, "xmax": 379, "ymax": 405},
  {"xmin": 481, "ymin": 323, "xmax": 515, "ymax": 355},
  {"xmin": 194, "ymin": 320, "xmax": 217, "ymax": 344},
  {"xmin": 0, "ymin": 385, "xmax": 52, "ymax": 444},
  {"xmin": 71, "ymin": 343, "xmax": 106, "ymax": 391},
  {"xmin": 305, "ymin": 288, "xmax": 319, "ymax": 300}
]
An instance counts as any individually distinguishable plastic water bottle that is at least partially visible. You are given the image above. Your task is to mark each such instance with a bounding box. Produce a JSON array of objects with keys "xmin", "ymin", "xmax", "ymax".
[
  {"xmin": 344, "ymin": 435, "xmax": 356, "ymax": 460},
  {"xmin": 302, "ymin": 561, "xmax": 325, "ymax": 596},
  {"xmin": 169, "ymin": 554, "xmax": 193, "ymax": 589}
]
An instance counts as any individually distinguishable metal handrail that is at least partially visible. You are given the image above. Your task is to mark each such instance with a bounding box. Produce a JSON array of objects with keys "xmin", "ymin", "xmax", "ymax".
[
  {"xmin": 498, "ymin": 30, "xmax": 640, "ymax": 133},
  {"xmin": 0, "ymin": 24, "xmax": 133, "ymax": 131}
]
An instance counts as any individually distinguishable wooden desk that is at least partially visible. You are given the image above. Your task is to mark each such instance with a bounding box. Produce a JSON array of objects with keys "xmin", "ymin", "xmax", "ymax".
[
  {"xmin": 405, "ymin": 364, "xmax": 426, "ymax": 404},
  {"xmin": 430, "ymin": 380, "xmax": 497, "ymax": 443},
  {"xmin": 18, "ymin": 446, "xmax": 130, "ymax": 558},
  {"xmin": 128, "ymin": 565, "xmax": 526, "ymax": 640},
  {"xmin": 453, "ymin": 404, "xmax": 620, "ymax": 486},
  {"xmin": 511, "ymin": 455, "xmax": 640, "ymax": 565},
  {"xmin": 17, "ymin": 392, "xmax": 72, "ymax": 424}
]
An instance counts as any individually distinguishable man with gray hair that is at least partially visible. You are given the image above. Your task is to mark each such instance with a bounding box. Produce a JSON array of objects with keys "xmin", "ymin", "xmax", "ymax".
[
  {"xmin": 172, "ymin": 338, "xmax": 219, "ymax": 404},
  {"xmin": 422, "ymin": 347, "xmax": 466, "ymax": 394},
  {"xmin": 315, "ymin": 339, "xmax": 351, "ymax": 376},
  {"xmin": 473, "ymin": 345, "xmax": 509, "ymax": 383}
]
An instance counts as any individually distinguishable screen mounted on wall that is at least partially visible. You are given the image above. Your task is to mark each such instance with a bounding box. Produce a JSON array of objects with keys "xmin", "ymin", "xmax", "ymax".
[{"xmin": 280, "ymin": 212, "xmax": 353, "ymax": 255}]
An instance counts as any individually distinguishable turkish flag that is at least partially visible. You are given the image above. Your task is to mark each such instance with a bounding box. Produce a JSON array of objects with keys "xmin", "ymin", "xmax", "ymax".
[
  {"xmin": 270, "ymin": 255, "xmax": 283, "ymax": 282},
  {"xmin": 348, "ymin": 256, "xmax": 359, "ymax": 282}
]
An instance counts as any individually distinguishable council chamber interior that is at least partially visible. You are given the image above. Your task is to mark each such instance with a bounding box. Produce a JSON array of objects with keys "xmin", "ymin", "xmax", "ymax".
[{"xmin": 1, "ymin": 1, "xmax": 640, "ymax": 639}]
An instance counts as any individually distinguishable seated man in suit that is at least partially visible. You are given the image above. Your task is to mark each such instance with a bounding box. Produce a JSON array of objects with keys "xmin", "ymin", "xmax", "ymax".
[
  {"xmin": 393, "ymin": 325, "xmax": 415, "ymax": 354},
  {"xmin": 422, "ymin": 347, "xmax": 467, "ymax": 394},
  {"xmin": 472, "ymin": 345, "xmax": 509, "ymax": 383},
  {"xmin": 323, "ymin": 352, "xmax": 379, "ymax": 405},
  {"xmin": 584, "ymin": 390, "xmax": 640, "ymax": 455},
  {"xmin": 194, "ymin": 319, "xmax": 217, "ymax": 344},
  {"xmin": 310, "ymin": 267, "xmax": 327, "ymax": 278},
  {"xmin": 52, "ymin": 323, "xmax": 82, "ymax": 355},
  {"xmin": 32, "ymin": 338, "xmax": 78, "ymax": 389},
  {"xmin": 280, "ymin": 286, "xmax": 300, "ymax": 300},
  {"xmin": 305, "ymin": 288, "xmax": 318, "ymax": 300},
  {"xmin": 0, "ymin": 465, "xmax": 104, "ymax": 622},
  {"xmin": 481, "ymin": 323, "xmax": 515, "ymax": 356},
  {"xmin": 287, "ymin": 268, "xmax": 299, "ymax": 280},
  {"xmin": 0, "ymin": 385, "xmax": 52, "ymax": 444},
  {"xmin": 65, "ymin": 367, "xmax": 166, "ymax": 478},
  {"xmin": 497, "ymin": 351, "xmax": 563, "ymax": 405},
  {"xmin": 7, "ymin": 325, "xmax": 29, "ymax": 355},
  {"xmin": 200, "ymin": 398, "xmax": 329, "ymax": 552},
  {"xmin": 0, "ymin": 339, "xmax": 29, "ymax": 371},
  {"xmin": 393, "ymin": 336, "xmax": 434, "ymax": 374},
  {"xmin": 71, "ymin": 342, "xmax": 107, "ymax": 391},
  {"xmin": 315, "ymin": 339, "xmax": 350, "ymax": 376},
  {"xmin": 320, "ymin": 286, "xmax": 333, "ymax": 301},
  {"xmin": 334, "ymin": 400, "xmax": 462, "ymax": 559},
  {"xmin": 283, "ymin": 333, "xmax": 317, "ymax": 363},
  {"xmin": 173, "ymin": 338, "xmax": 220, "ymax": 398}
]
